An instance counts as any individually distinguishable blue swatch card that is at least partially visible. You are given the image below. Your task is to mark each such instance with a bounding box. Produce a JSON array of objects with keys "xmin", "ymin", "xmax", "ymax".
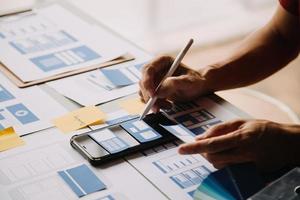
[
  {"xmin": 58, "ymin": 164, "xmax": 106, "ymax": 197},
  {"xmin": 121, "ymin": 119, "xmax": 162, "ymax": 143}
]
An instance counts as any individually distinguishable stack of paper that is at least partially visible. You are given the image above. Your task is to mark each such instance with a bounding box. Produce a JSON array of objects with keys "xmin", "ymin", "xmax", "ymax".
[{"xmin": 0, "ymin": 5, "xmax": 129, "ymax": 84}]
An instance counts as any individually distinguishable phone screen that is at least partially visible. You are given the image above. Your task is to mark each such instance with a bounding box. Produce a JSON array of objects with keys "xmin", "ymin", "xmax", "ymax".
[{"xmin": 71, "ymin": 113, "xmax": 177, "ymax": 164}]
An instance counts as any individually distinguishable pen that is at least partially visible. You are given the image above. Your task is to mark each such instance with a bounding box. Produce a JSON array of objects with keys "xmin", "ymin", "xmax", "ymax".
[{"xmin": 139, "ymin": 38, "xmax": 194, "ymax": 120}]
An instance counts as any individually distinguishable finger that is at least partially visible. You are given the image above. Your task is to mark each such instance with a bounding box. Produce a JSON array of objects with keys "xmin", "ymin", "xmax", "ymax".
[
  {"xmin": 139, "ymin": 90, "xmax": 146, "ymax": 103},
  {"xmin": 203, "ymin": 149, "xmax": 253, "ymax": 168},
  {"xmin": 196, "ymin": 119, "xmax": 245, "ymax": 140},
  {"xmin": 152, "ymin": 99, "xmax": 172, "ymax": 113},
  {"xmin": 139, "ymin": 81, "xmax": 150, "ymax": 102},
  {"xmin": 141, "ymin": 56, "xmax": 173, "ymax": 97},
  {"xmin": 178, "ymin": 130, "xmax": 242, "ymax": 154}
]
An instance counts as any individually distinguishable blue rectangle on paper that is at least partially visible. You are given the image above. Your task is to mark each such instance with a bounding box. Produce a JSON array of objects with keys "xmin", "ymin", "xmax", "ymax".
[
  {"xmin": 121, "ymin": 119, "xmax": 162, "ymax": 143},
  {"xmin": 58, "ymin": 171, "xmax": 85, "ymax": 197},
  {"xmin": 73, "ymin": 46, "xmax": 100, "ymax": 61},
  {"xmin": 0, "ymin": 112, "xmax": 5, "ymax": 120},
  {"xmin": 170, "ymin": 174, "xmax": 194, "ymax": 189},
  {"xmin": 0, "ymin": 33, "xmax": 5, "ymax": 39},
  {"xmin": 182, "ymin": 170, "xmax": 203, "ymax": 185},
  {"xmin": 97, "ymin": 195, "xmax": 115, "ymax": 200},
  {"xmin": 67, "ymin": 164, "xmax": 106, "ymax": 195},
  {"xmin": 101, "ymin": 68, "xmax": 134, "ymax": 87},
  {"xmin": 58, "ymin": 164, "xmax": 106, "ymax": 197},
  {"xmin": 0, "ymin": 85, "xmax": 15, "ymax": 102},
  {"xmin": 30, "ymin": 45, "xmax": 100, "ymax": 72},
  {"xmin": 6, "ymin": 103, "xmax": 39, "ymax": 124}
]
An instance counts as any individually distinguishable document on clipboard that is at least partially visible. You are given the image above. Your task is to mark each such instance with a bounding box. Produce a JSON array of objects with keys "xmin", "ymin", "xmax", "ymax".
[{"xmin": 0, "ymin": 4, "xmax": 134, "ymax": 87}]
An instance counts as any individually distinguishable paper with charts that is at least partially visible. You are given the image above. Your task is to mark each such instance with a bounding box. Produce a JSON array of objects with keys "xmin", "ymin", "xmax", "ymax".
[
  {"xmin": 47, "ymin": 60, "xmax": 148, "ymax": 106},
  {"xmin": 126, "ymin": 96, "xmax": 242, "ymax": 200},
  {"xmin": 0, "ymin": 130, "xmax": 167, "ymax": 200},
  {"xmin": 0, "ymin": 4, "xmax": 127, "ymax": 82},
  {"xmin": 0, "ymin": 72, "xmax": 67, "ymax": 135},
  {"xmin": 161, "ymin": 97, "xmax": 240, "ymax": 143}
]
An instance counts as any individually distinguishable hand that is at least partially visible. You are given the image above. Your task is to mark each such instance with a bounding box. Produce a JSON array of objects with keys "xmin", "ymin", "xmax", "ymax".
[
  {"xmin": 178, "ymin": 119, "xmax": 300, "ymax": 172},
  {"xmin": 139, "ymin": 56, "xmax": 208, "ymax": 112}
]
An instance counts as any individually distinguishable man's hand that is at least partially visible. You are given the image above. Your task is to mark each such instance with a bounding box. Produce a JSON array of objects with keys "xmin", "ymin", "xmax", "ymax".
[
  {"xmin": 178, "ymin": 119, "xmax": 300, "ymax": 172},
  {"xmin": 139, "ymin": 56, "xmax": 208, "ymax": 112}
]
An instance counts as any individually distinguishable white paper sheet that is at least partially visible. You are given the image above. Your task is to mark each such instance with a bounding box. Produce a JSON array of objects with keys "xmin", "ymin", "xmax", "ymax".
[
  {"xmin": 0, "ymin": 129, "xmax": 167, "ymax": 200},
  {"xmin": 0, "ymin": 72, "xmax": 67, "ymax": 135},
  {"xmin": 127, "ymin": 144, "xmax": 216, "ymax": 200},
  {"xmin": 161, "ymin": 97, "xmax": 240, "ymax": 142},
  {"xmin": 47, "ymin": 57, "xmax": 150, "ymax": 106},
  {"xmin": 0, "ymin": 5, "xmax": 127, "ymax": 82}
]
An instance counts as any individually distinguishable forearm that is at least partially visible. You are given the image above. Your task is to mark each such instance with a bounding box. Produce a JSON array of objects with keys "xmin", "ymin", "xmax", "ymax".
[
  {"xmin": 200, "ymin": 6, "xmax": 299, "ymax": 92},
  {"xmin": 201, "ymin": 26, "xmax": 299, "ymax": 92}
]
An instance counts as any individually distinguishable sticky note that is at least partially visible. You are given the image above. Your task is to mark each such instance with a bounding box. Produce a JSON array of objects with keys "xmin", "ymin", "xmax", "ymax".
[
  {"xmin": 53, "ymin": 106, "xmax": 106, "ymax": 133},
  {"xmin": 0, "ymin": 127, "xmax": 25, "ymax": 152},
  {"xmin": 119, "ymin": 98, "xmax": 145, "ymax": 115},
  {"xmin": 58, "ymin": 164, "xmax": 106, "ymax": 197}
]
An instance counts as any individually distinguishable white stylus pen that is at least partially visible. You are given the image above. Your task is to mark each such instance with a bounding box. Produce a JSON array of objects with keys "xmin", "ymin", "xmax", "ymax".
[{"xmin": 139, "ymin": 38, "xmax": 194, "ymax": 120}]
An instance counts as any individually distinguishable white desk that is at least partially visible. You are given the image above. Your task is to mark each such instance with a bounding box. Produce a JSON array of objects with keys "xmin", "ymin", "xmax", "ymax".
[{"xmin": 0, "ymin": 1, "xmax": 282, "ymax": 200}]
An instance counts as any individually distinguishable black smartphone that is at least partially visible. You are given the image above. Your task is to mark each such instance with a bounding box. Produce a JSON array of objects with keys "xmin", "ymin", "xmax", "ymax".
[{"xmin": 70, "ymin": 113, "xmax": 178, "ymax": 166}]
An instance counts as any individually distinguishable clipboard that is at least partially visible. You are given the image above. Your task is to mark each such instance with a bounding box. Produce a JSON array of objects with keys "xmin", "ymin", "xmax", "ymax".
[{"xmin": 0, "ymin": 1, "xmax": 137, "ymax": 88}]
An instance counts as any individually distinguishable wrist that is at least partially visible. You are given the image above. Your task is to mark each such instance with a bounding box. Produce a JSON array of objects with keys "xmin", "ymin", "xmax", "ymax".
[{"xmin": 199, "ymin": 61, "xmax": 227, "ymax": 93}]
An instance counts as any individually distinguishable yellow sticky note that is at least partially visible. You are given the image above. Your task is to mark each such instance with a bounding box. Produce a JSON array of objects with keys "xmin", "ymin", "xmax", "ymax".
[
  {"xmin": 53, "ymin": 106, "xmax": 106, "ymax": 133},
  {"xmin": 119, "ymin": 98, "xmax": 145, "ymax": 115},
  {"xmin": 0, "ymin": 127, "xmax": 25, "ymax": 152}
]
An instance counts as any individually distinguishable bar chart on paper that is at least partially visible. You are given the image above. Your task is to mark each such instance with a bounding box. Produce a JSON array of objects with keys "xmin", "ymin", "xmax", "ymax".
[{"xmin": 153, "ymin": 154, "xmax": 203, "ymax": 174}]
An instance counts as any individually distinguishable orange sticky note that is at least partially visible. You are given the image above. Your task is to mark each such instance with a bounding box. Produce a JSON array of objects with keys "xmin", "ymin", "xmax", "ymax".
[
  {"xmin": 119, "ymin": 98, "xmax": 145, "ymax": 115},
  {"xmin": 0, "ymin": 127, "xmax": 25, "ymax": 152},
  {"xmin": 53, "ymin": 106, "xmax": 106, "ymax": 133}
]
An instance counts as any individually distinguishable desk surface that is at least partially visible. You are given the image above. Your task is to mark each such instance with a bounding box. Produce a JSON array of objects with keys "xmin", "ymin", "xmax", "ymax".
[{"xmin": 0, "ymin": 1, "xmax": 295, "ymax": 200}]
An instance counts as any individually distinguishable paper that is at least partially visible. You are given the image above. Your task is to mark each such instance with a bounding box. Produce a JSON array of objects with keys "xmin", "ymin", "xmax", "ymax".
[
  {"xmin": 0, "ymin": 5, "xmax": 126, "ymax": 82},
  {"xmin": 0, "ymin": 130, "xmax": 166, "ymax": 200},
  {"xmin": 47, "ymin": 59, "xmax": 149, "ymax": 106},
  {"xmin": 163, "ymin": 98, "xmax": 239, "ymax": 137},
  {"xmin": 53, "ymin": 106, "xmax": 106, "ymax": 133},
  {"xmin": 46, "ymin": 34, "xmax": 152, "ymax": 106},
  {"xmin": 58, "ymin": 164, "xmax": 107, "ymax": 197},
  {"xmin": 0, "ymin": 127, "xmax": 25, "ymax": 151},
  {"xmin": 0, "ymin": 72, "xmax": 67, "ymax": 136},
  {"xmin": 127, "ymin": 146, "xmax": 216, "ymax": 200},
  {"xmin": 119, "ymin": 98, "xmax": 146, "ymax": 116}
]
